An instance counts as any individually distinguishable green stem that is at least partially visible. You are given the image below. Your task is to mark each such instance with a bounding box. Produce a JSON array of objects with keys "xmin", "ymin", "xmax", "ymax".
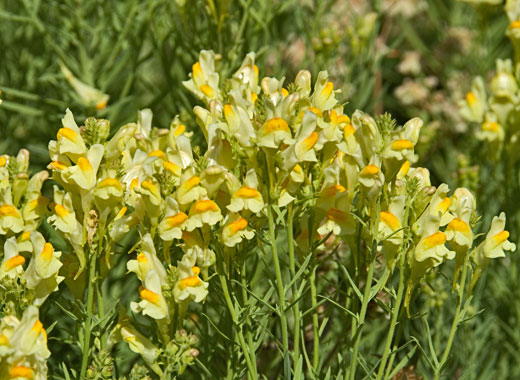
[
  {"xmin": 375, "ymin": 256, "xmax": 406, "ymax": 380},
  {"xmin": 287, "ymin": 204, "xmax": 302, "ymax": 369},
  {"xmin": 240, "ymin": 259, "xmax": 258, "ymax": 375},
  {"xmin": 310, "ymin": 267, "xmax": 319, "ymax": 372},
  {"xmin": 347, "ymin": 202, "xmax": 381, "ymax": 380},
  {"xmin": 219, "ymin": 273, "xmax": 258, "ymax": 380},
  {"xmin": 435, "ymin": 258, "xmax": 469, "ymax": 379},
  {"xmin": 267, "ymin": 205, "xmax": 290, "ymax": 358},
  {"xmin": 80, "ymin": 251, "xmax": 97, "ymax": 379}
]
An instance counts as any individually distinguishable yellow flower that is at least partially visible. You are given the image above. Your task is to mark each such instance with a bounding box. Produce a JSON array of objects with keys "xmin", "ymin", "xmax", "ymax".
[
  {"xmin": 481, "ymin": 212, "xmax": 516, "ymax": 259},
  {"xmin": 173, "ymin": 254, "xmax": 209, "ymax": 304},
  {"xmin": 0, "ymin": 237, "xmax": 25, "ymax": 279},
  {"xmin": 227, "ymin": 169, "xmax": 264, "ymax": 214},
  {"xmin": 221, "ymin": 214, "xmax": 255, "ymax": 247},
  {"xmin": 257, "ymin": 117, "xmax": 293, "ymax": 149},
  {"xmin": 0, "ymin": 203, "xmax": 24, "ymax": 234},
  {"xmin": 185, "ymin": 199, "xmax": 223, "ymax": 231},
  {"xmin": 159, "ymin": 198, "xmax": 188, "ymax": 241},
  {"xmin": 131, "ymin": 270, "xmax": 169, "ymax": 320}
]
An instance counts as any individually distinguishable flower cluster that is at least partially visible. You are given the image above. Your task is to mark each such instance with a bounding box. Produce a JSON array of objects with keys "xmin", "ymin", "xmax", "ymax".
[{"xmin": 0, "ymin": 150, "xmax": 61, "ymax": 378}]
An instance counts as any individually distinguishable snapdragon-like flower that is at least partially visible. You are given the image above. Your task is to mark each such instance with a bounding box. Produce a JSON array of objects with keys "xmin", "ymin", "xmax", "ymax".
[
  {"xmin": 185, "ymin": 199, "xmax": 223, "ymax": 231},
  {"xmin": 24, "ymin": 232, "xmax": 64, "ymax": 306},
  {"xmin": 159, "ymin": 197, "xmax": 188, "ymax": 241},
  {"xmin": 131, "ymin": 269, "xmax": 169, "ymax": 320},
  {"xmin": 182, "ymin": 50, "xmax": 220, "ymax": 101},
  {"xmin": 478, "ymin": 212, "xmax": 516, "ymax": 260},
  {"xmin": 173, "ymin": 254, "xmax": 208, "ymax": 304},
  {"xmin": 0, "ymin": 237, "xmax": 25, "ymax": 279},
  {"xmin": 227, "ymin": 169, "xmax": 264, "ymax": 214},
  {"xmin": 221, "ymin": 213, "xmax": 255, "ymax": 247}
]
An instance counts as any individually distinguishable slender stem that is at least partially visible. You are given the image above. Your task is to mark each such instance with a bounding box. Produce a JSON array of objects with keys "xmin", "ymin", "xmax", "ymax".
[
  {"xmin": 219, "ymin": 273, "xmax": 258, "ymax": 380},
  {"xmin": 240, "ymin": 259, "xmax": 258, "ymax": 375},
  {"xmin": 267, "ymin": 205, "xmax": 290, "ymax": 358},
  {"xmin": 435, "ymin": 258, "xmax": 469, "ymax": 379},
  {"xmin": 375, "ymin": 256, "xmax": 406, "ymax": 380},
  {"xmin": 80, "ymin": 251, "xmax": 97, "ymax": 379},
  {"xmin": 310, "ymin": 267, "xmax": 319, "ymax": 372},
  {"xmin": 347, "ymin": 201, "xmax": 381, "ymax": 380},
  {"xmin": 287, "ymin": 204, "xmax": 302, "ymax": 369}
]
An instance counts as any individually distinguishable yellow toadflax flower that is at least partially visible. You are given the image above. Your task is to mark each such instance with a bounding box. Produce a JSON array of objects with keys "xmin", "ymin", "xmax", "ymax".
[
  {"xmin": 131, "ymin": 269, "xmax": 169, "ymax": 320},
  {"xmin": 185, "ymin": 199, "xmax": 223, "ymax": 231},
  {"xmin": 159, "ymin": 197, "xmax": 188, "ymax": 241},
  {"xmin": 173, "ymin": 254, "xmax": 209, "ymax": 304},
  {"xmin": 0, "ymin": 237, "xmax": 25, "ymax": 279},
  {"xmin": 227, "ymin": 169, "xmax": 264, "ymax": 214},
  {"xmin": 221, "ymin": 214, "xmax": 255, "ymax": 247},
  {"xmin": 182, "ymin": 50, "xmax": 220, "ymax": 101}
]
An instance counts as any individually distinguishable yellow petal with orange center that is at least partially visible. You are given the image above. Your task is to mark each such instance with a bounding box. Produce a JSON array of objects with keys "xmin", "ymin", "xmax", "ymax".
[
  {"xmin": 181, "ymin": 176, "xmax": 201, "ymax": 192},
  {"xmin": 380, "ymin": 211, "xmax": 400, "ymax": 231},
  {"xmin": 0, "ymin": 333, "xmax": 8, "ymax": 345},
  {"xmin": 321, "ymin": 81, "xmax": 334, "ymax": 99},
  {"xmin": 137, "ymin": 253, "xmax": 148, "ymax": 263},
  {"xmin": 344, "ymin": 124, "xmax": 355, "ymax": 139},
  {"xmin": 55, "ymin": 204, "xmax": 69, "ymax": 218},
  {"xmin": 166, "ymin": 212, "xmax": 188, "ymax": 228},
  {"xmin": 251, "ymin": 92, "xmax": 258, "ymax": 103},
  {"xmin": 174, "ymin": 124, "xmax": 186, "ymax": 136},
  {"xmin": 48, "ymin": 161, "xmax": 68, "ymax": 171},
  {"xmin": 398, "ymin": 160, "xmax": 410, "ymax": 177},
  {"xmin": 139, "ymin": 288, "xmax": 160, "ymax": 305},
  {"xmin": 77, "ymin": 157, "xmax": 93, "ymax": 173},
  {"xmin": 148, "ymin": 150, "xmax": 166, "ymax": 159},
  {"xmin": 493, "ymin": 230, "xmax": 510, "ymax": 245},
  {"xmin": 308, "ymin": 107, "xmax": 322, "ymax": 117},
  {"xmin": 57, "ymin": 127, "xmax": 78, "ymax": 142},
  {"xmin": 163, "ymin": 161, "xmax": 180, "ymax": 174},
  {"xmin": 466, "ymin": 92, "xmax": 477, "ymax": 106},
  {"xmin": 0, "ymin": 204, "xmax": 19, "ymax": 217},
  {"xmin": 391, "ymin": 139, "xmax": 414, "ymax": 151},
  {"xmin": 192, "ymin": 199, "xmax": 219, "ymax": 213},
  {"xmin": 40, "ymin": 243, "xmax": 54, "ymax": 261},
  {"xmin": 116, "ymin": 206, "xmax": 127, "ymax": 219},
  {"xmin": 228, "ymin": 217, "xmax": 248, "ymax": 235},
  {"xmin": 437, "ymin": 197, "xmax": 451, "ymax": 214},
  {"xmin": 141, "ymin": 180, "xmax": 159, "ymax": 196},
  {"xmin": 200, "ymin": 84, "xmax": 215, "ymax": 97},
  {"xmin": 0, "ymin": 156, "xmax": 6, "ymax": 167},
  {"xmin": 422, "ymin": 231, "xmax": 447, "ymax": 250},
  {"xmin": 179, "ymin": 276, "xmax": 202, "ymax": 290},
  {"xmin": 224, "ymin": 104, "xmax": 234, "ymax": 119},
  {"xmin": 261, "ymin": 118, "xmax": 290, "ymax": 136},
  {"xmin": 4, "ymin": 255, "xmax": 25, "ymax": 270},
  {"xmin": 20, "ymin": 231, "xmax": 31, "ymax": 241},
  {"xmin": 130, "ymin": 178, "xmax": 139, "ymax": 190},
  {"xmin": 361, "ymin": 165, "xmax": 380, "ymax": 176},
  {"xmin": 9, "ymin": 366, "xmax": 34, "ymax": 379},
  {"xmin": 447, "ymin": 218, "xmax": 470, "ymax": 233},
  {"xmin": 510, "ymin": 20, "xmax": 520, "ymax": 29},
  {"xmin": 482, "ymin": 121, "xmax": 499, "ymax": 132},
  {"xmin": 192, "ymin": 62, "xmax": 203, "ymax": 80},
  {"xmin": 235, "ymin": 187, "xmax": 260, "ymax": 199},
  {"xmin": 192, "ymin": 266, "xmax": 201, "ymax": 276},
  {"xmin": 99, "ymin": 178, "xmax": 121, "ymax": 188},
  {"xmin": 302, "ymin": 131, "xmax": 319, "ymax": 151},
  {"xmin": 281, "ymin": 88, "xmax": 289, "ymax": 97}
]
